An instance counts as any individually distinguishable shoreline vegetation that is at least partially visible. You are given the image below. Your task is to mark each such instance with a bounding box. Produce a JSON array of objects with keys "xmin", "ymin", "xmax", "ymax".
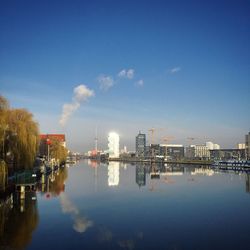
[
  {"xmin": 0, "ymin": 95, "xmax": 67, "ymax": 179},
  {"xmin": 0, "ymin": 95, "xmax": 39, "ymax": 173}
]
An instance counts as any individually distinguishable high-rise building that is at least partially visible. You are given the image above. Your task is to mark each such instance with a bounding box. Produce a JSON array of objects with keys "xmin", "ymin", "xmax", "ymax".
[
  {"xmin": 108, "ymin": 132, "xmax": 119, "ymax": 158},
  {"xmin": 246, "ymin": 132, "xmax": 250, "ymax": 160},
  {"xmin": 136, "ymin": 132, "xmax": 146, "ymax": 158},
  {"xmin": 186, "ymin": 144, "xmax": 210, "ymax": 159}
]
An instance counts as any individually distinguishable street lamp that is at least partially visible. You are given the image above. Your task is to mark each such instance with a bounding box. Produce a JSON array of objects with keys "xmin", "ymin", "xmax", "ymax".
[{"xmin": 46, "ymin": 137, "xmax": 51, "ymax": 162}]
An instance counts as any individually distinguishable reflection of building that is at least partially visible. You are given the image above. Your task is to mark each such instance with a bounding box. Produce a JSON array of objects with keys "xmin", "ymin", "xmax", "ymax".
[
  {"xmin": 108, "ymin": 162, "xmax": 119, "ymax": 186},
  {"xmin": 246, "ymin": 132, "xmax": 250, "ymax": 160},
  {"xmin": 191, "ymin": 168, "xmax": 214, "ymax": 176},
  {"xmin": 136, "ymin": 165, "xmax": 146, "ymax": 187},
  {"xmin": 39, "ymin": 134, "xmax": 66, "ymax": 157},
  {"xmin": 246, "ymin": 174, "xmax": 250, "ymax": 193},
  {"xmin": 136, "ymin": 132, "xmax": 146, "ymax": 158},
  {"xmin": 108, "ymin": 132, "xmax": 119, "ymax": 158}
]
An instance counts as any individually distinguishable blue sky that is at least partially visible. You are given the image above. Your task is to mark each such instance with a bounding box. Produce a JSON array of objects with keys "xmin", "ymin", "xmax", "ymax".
[{"xmin": 0, "ymin": 0, "xmax": 249, "ymax": 151}]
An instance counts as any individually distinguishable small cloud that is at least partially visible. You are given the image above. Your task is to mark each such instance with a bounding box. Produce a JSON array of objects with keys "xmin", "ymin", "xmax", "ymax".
[
  {"xmin": 117, "ymin": 69, "xmax": 135, "ymax": 79},
  {"xmin": 118, "ymin": 69, "xmax": 127, "ymax": 78},
  {"xmin": 98, "ymin": 75, "xmax": 114, "ymax": 91},
  {"xmin": 169, "ymin": 67, "xmax": 181, "ymax": 74},
  {"xmin": 136, "ymin": 79, "xmax": 144, "ymax": 87},
  {"xmin": 127, "ymin": 69, "xmax": 134, "ymax": 79}
]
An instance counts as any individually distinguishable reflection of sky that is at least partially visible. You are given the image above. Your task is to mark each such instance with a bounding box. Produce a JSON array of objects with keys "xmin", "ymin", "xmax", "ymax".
[{"xmin": 27, "ymin": 160, "xmax": 250, "ymax": 250}]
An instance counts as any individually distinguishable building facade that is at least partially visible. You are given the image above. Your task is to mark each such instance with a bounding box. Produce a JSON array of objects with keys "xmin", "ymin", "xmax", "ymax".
[
  {"xmin": 210, "ymin": 149, "xmax": 246, "ymax": 160},
  {"xmin": 166, "ymin": 145, "xmax": 184, "ymax": 160},
  {"xmin": 108, "ymin": 132, "xmax": 120, "ymax": 158},
  {"xmin": 135, "ymin": 132, "xmax": 146, "ymax": 158},
  {"xmin": 246, "ymin": 132, "xmax": 250, "ymax": 160},
  {"xmin": 185, "ymin": 145, "xmax": 210, "ymax": 159}
]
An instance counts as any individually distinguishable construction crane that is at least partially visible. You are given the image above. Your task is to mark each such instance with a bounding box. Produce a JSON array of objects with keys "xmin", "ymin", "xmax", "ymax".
[
  {"xmin": 148, "ymin": 128, "xmax": 156, "ymax": 145},
  {"xmin": 162, "ymin": 136, "xmax": 175, "ymax": 144},
  {"xmin": 148, "ymin": 127, "xmax": 164, "ymax": 145},
  {"xmin": 187, "ymin": 137, "xmax": 197, "ymax": 145}
]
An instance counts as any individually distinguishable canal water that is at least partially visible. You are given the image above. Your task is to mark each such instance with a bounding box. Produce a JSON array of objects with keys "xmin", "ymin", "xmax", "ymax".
[{"xmin": 1, "ymin": 160, "xmax": 250, "ymax": 250}]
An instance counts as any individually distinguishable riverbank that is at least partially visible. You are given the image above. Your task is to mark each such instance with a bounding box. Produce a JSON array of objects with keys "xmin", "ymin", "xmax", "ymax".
[{"xmin": 108, "ymin": 158, "xmax": 213, "ymax": 165}]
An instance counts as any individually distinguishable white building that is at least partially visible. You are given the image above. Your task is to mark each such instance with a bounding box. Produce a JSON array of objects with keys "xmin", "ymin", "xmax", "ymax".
[
  {"xmin": 206, "ymin": 141, "xmax": 220, "ymax": 150},
  {"xmin": 108, "ymin": 132, "xmax": 120, "ymax": 158},
  {"xmin": 237, "ymin": 143, "xmax": 246, "ymax": 149}
]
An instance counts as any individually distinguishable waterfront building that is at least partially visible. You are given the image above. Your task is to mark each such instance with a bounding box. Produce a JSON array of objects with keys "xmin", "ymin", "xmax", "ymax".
[
  {"xmin": 246, "ymin": 132, "xmax": 250, "ymax": 160},
  {"xmin": 136, "ymin": 132, "xmax": 146, "ymax": 158},
  {"xmin": 150, "ymin": 144, "xmax": 161, "ymax": 158},
  {"xmin": 237, "ymin": 143, "xmax": 246, "ymax": 149},
  {"xmin": 108, "ymin": 132, "xmax": 119, "ymax": 158},
  {"xmin": 185, "ymin": 145, "xmax": 210, "ymax": 159},
  {"xmin": 206, "ymin": 142, "xmax": 220, "ymax": 150},
  {"xmin": 210, "ymin": 149, "xmax": 246, "ymax": 160},
  {"xmin": 165, "ymin": 144, "xmax": 184, "ymax": 160}
]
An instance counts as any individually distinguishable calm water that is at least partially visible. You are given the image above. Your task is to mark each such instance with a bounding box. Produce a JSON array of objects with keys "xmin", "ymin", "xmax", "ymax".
[{"xmin": 1, "ymin": 160, "xmax": 250, "ymax": 250}]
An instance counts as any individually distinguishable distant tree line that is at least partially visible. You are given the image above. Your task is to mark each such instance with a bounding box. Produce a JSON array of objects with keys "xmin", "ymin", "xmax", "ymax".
[{"xmin": 0, "ymin": 95, "xmax": 40, "ymax": 171}]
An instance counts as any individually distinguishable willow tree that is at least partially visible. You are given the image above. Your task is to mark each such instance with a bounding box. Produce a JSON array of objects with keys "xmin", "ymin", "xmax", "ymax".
[
  {"xmin": 0, "ymin": 95, "xmax": 40, "ymax": 170},
  {"xmin": 49, "ymin": 137, "xmax": 68, "ymax": 165}
]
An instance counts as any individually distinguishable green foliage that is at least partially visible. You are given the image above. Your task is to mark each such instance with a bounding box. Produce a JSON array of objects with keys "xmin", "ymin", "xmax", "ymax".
[{"xmin": 0, "ymin": 96, "xmax": 40, "ymax": 170}]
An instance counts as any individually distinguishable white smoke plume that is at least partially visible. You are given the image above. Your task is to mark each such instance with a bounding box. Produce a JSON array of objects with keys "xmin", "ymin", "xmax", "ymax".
[
  {"xmin": 60, "ymin": 193, "xmax": 93, "ymax": 233},
  {"xmin": 59, "ymin": 84, "xmax": 94, "ymax": 126}
]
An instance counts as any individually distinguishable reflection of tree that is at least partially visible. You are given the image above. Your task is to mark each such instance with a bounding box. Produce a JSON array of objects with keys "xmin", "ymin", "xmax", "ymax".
[
  {"xmin": 0, "ymin": 191, "xmax": 39, "ymax": 249},
  {"xmin": 49, "ymin": 167, "xmax": 68, "ymax": 197}
]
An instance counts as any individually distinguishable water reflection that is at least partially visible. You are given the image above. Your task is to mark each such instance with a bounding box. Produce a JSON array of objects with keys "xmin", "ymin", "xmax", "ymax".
[
  {"xmin": 246, "ymin": 174, "xmax": 250, "ymax": 193},
  {"xmin": 108, "ymin": 161, "xmax": 120, "ymax": 186},
  {"xmin": 1, "ymin": 161, "xmax": 250, "ymax": 250},
  {"xmin": 135, "ymin": 164, "xmax": 146, "ymax": 188},
  {"xmin": 60, "ymin": 193, "xmax": 93, "ymax": 233},
  {"xmin": 0, "ymin": 190, "xmax": 38, "ymax": 249},
  {"xmin": 38, "ymin": 167, "xmax": 68, "ymax": 198}
]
